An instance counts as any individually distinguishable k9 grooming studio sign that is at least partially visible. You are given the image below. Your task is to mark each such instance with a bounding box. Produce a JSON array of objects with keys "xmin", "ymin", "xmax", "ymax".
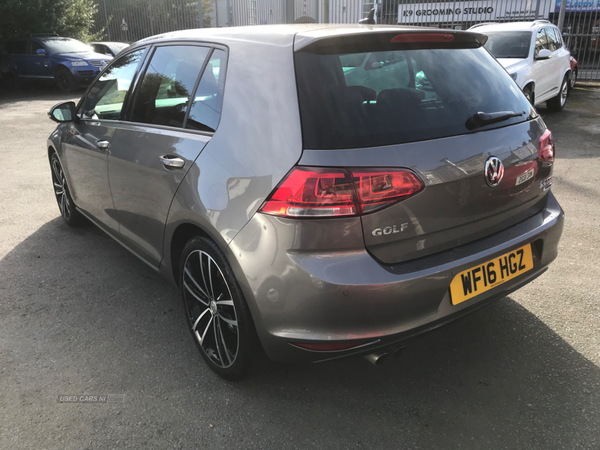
[{"xmin": 398, "ymin": 0, "xmax": 554, "ymax": 23}]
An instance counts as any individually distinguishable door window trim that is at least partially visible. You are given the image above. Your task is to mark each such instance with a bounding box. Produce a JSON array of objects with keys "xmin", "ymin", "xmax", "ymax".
[
  {"xmin": 535, "ymin": 28, "xmax": 550, "ymax": 58},
  {"xmin": 75, "ymin": 45, "xmax": 151, "ymax": 124},
  {"xmin": 121, "ymin": 41, "xmax": 229, "ymax": 137}
]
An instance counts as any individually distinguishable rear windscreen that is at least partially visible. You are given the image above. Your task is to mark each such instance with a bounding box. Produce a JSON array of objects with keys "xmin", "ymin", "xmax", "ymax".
[{"xmin": 295, "ymin": 46, "xmax": 533, "ymax": 149}]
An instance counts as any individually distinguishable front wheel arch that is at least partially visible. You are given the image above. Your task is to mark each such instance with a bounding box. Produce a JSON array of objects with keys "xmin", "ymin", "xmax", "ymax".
[{"xmin": 523, "ymin": 83, "xmax": 535, "ymax": 105}]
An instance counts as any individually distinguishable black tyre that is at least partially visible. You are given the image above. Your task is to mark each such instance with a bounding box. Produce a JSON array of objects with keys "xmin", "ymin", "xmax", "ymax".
[
  {"xmin": 50, "ymin": 153, "xmax": 84, "ymax": 226},
  {"xmin": 179, "ymin": 236, "xmax": 261, "ymax": 381},
  {"xmin": 522, "ymin": 85, "xmax": 534, "ymax": 106},
  {"xmin": 54, "ymin": 67, "xmax": 75, "ymax": 93},
  {"xmin": 569, "ymin": 68, "xmax": 577, "ymax": 90},
  {"xmin": 547, "ymin": 76, "xmax": 569, "ymax": 112}
]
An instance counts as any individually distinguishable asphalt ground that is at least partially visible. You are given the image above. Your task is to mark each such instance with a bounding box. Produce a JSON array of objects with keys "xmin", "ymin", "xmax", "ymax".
[{"xmin": 0, "ymin": 83, "xmax": 599, "ymax": 450}]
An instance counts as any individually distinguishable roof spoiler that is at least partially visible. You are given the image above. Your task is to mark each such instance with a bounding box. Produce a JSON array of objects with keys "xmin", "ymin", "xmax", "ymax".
[{"xmin": 296, "ymin": 30, "xmax": 488, "ymax": 54}]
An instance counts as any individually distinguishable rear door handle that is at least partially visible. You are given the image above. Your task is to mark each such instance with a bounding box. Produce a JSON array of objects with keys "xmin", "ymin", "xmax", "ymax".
[
  {"xmin": 96, "ymin": 140, "xmax": 110, "ymax": 149},
  {"xmin": 159, "ymin": 155, "xmax": 185, "ymax": 169}
]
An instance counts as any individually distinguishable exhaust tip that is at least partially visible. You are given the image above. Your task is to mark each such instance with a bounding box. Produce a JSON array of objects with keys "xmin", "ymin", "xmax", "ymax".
[{"xmin": 364, "ymin": 351, "xmax": 389, "ymax": 366}]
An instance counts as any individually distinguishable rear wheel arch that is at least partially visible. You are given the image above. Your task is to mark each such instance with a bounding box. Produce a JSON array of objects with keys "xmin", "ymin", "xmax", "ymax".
[{"xmin": 170, "ymin": 223, "xmax": 217, "ymax": 287}]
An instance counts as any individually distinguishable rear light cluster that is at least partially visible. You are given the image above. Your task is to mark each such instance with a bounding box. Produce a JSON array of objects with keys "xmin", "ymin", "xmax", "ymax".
[
  {"xmin": 538, "ymin": 129, "xmax": 555, "ymax": 164},
  {"xmin": 259, "ymin": 166, "xmax": 424, "ymax": 218}
]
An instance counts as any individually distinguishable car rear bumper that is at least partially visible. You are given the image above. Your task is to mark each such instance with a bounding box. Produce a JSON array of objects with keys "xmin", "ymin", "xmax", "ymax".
[{"xmin": 227, "ymin": 191, "xmax": 564, "ymax": 363}]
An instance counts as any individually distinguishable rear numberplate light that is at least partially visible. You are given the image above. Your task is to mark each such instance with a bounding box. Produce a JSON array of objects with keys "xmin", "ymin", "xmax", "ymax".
[
  {"xmin": 259, "ymin": 166, "xmax": 424, "ymax": 218},
  {"xmin": 538, "ymin": 129, "xmax": 555, "ymax": 164}
]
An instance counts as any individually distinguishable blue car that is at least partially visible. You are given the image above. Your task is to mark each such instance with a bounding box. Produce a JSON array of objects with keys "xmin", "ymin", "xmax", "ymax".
[{"xmin": 6, "ymin": 37, "xmax": 113, "ymax": 92}]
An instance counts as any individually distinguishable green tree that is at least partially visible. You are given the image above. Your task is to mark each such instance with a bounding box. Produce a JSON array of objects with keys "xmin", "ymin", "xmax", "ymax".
[
  {"xmin": 0, "ymin": 0, "xmax": 100, "ymax": 44},
  {"xmin": 201, "ymin": 0, "xmax": 213, "ymax": 28}
]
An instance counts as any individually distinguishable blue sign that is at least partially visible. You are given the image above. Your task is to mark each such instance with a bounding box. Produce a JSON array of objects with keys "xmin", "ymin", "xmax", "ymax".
[{"xmin": 555, "ymin": 0, "xmax": 600, "ymax": 12}]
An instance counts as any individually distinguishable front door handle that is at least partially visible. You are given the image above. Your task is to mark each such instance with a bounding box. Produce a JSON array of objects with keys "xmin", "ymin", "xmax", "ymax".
[
  {"xmin": 159, "ymin": 155, "xmax": 185, "ymax": 169},
  {"xmin": 96, "ymin": 140, "xmax": 110, "ymax": 150}
]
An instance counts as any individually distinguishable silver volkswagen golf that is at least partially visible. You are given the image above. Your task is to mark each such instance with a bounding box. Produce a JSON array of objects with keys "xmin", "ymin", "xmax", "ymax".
[{"xmin": 47, "ymin": 25, "xmax": 564, "ymax": 380}]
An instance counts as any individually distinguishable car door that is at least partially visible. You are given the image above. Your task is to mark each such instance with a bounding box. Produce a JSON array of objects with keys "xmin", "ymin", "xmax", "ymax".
[
  {"xmin": 26, "ymin": 40, "xmax": 51, "ymax": 77},
  {"xmin": 7, "ymin": 40, "xmax": 27, "ymax": 77},
  {"xmin": 547, "ymin": 27, "xmax": 570, "ymax": 89},
  {"xmin": 61, "ymin": 48, "xmax": 147, "ymax": 235},
  {"xmin": 532, "ymin": 28, "xmax": 554, "ymax": 102},
  {"xmin": 107, "ymin": 45, "xmax": 226, "ymax": 267}
]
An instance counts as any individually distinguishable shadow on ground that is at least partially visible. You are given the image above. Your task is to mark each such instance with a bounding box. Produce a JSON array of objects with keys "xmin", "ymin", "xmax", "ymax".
[
  {"xmin": 1, "ymin": 216, "xmax": 598, "ymax": 449},
  {"xmin": 0, "ymin": 82, "xmax": 84, "ymax": 107}
]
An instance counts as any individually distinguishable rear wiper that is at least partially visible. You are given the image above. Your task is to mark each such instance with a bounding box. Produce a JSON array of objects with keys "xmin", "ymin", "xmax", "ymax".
[{"xmin": 465, "ymin": 110, "xmax": 526, "ymax": 130}]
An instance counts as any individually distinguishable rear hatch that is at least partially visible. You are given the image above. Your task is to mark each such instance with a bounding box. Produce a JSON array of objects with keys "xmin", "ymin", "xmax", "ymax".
[{"xmin": 293, "ymin": 29, "xmax": 553, "ymax": 264}]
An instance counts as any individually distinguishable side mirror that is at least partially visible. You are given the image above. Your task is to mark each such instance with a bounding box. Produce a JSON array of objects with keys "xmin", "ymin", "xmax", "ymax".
[
  {"xmin": 36, "ymin": 49, "xmax": 47, "ymax": 56},
  {"xmin": 536, "ymin": 49, "xmax": 552, "ymax": 60},
  {"xmin": 48, "ymin": 101, "xmax": 77, "ymax": 123}
]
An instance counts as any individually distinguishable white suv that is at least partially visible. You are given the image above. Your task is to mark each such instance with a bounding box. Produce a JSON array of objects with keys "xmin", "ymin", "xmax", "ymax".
[{"xmin": 471, "ymin": 20, "xmax": 572, "ymax": 111}]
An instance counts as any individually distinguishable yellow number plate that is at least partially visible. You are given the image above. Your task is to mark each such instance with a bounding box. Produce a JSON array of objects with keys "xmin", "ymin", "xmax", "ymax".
[{"xmin": 450, "ymin": 244, "xmax": 534, "ymax": 305}]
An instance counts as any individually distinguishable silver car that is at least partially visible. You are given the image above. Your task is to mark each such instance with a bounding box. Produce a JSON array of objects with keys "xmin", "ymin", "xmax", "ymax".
[{"xmin": 47, "ymin": 25, "xmax": 564, "ymax": 380}]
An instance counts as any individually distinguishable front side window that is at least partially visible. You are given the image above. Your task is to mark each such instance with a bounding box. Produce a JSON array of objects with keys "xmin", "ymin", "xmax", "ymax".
[
  {"xmin": 535, "ymin": 29, "xmax": 549, "ymax": 57},
  {"xmin": 29, "ymin": 41, "xmax": 45, "ymax": 54},
  {"xmin": 483, "ymin": 32, "xmax": 532, "ymax": 59},
  {"xmin": 131, "ymin": 45, "xmax": 210, "ymax": 128},
  {"xmin": 546, "ymin": 27, "xmax": 561, "ymax": 52},
  {"xmin": 186, "ymin": 49, "xmax": 228, "ymax": 132},
  {"xmin": 80, "ymin": 49, "xmax": 146, "ymax": 120}
]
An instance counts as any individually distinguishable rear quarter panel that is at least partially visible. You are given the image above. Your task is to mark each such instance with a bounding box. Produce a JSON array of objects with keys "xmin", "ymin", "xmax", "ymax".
[{"xmin": 161, "ymin": 36, "xmax": 304, "ymax": 280}]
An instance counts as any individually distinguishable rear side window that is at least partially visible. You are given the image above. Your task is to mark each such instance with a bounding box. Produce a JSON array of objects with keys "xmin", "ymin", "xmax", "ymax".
[
  {"xmin": 131, "ymin": 45, "xmax": 210, "ymax": 128},
  {"xmin": 295, "ymin": 44, "xmax": 533, "ymax": 149},
  {"xmin": 186, "ymin": 49, "xmax": 228, "ymax": 132},
  {"xmin": 8, "ymin": 41, "xmax": 26, "ymax": 54}
]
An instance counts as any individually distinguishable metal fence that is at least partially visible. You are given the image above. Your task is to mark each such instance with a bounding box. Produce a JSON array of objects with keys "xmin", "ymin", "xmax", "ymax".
[{"xmin": 91, "ymin": 0, "xmax": 599, "ymax": 80}]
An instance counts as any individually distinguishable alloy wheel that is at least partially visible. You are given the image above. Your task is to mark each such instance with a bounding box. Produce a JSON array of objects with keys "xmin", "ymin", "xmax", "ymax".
[
  {"xmin": 57, "ymin": 73, "xmax": 69, "ymax": 91},
  {"xmin": 560, "ymin": 80, "xmax": 568, "ymax": 107},
  {"xmin": 183, "ymin": 250, "xmax": 239, "ymax": 369},
  {"xmin": 51, "ymin": 157, "xmax": 71, "ymax": 220}
]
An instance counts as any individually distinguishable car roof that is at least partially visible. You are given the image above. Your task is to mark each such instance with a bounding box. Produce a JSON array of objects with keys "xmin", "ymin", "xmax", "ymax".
[
  {"xmin": 133, "ymin": 24, "xmax": 457, "ymax": 50},
  {"xmin": 92, "ymin": 41, "xmax": 127, "ymax": 45},
  {"xmin": 38, "ymin": 37, "xmax": 77, "ymax": 42},
  {"xmin": 470, "ymin": 21, "xmax": 556, "ymax": 32}
]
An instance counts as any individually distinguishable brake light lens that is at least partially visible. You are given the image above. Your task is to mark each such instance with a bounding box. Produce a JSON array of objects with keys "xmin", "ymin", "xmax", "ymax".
[
  {"xmin": 538, "ymin": 129, "xmax": 555, "ymax": 164},
  {"xmin": 259, "ymin": 167, "xmax": 424, "ymax": 218},
  {"xmin": 353, "ymin": 170, "xmax": 424, "ymax": 213},
  {"xmin": 390, "ymin": 33, "xmax": 454, "ymax": 43}
]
